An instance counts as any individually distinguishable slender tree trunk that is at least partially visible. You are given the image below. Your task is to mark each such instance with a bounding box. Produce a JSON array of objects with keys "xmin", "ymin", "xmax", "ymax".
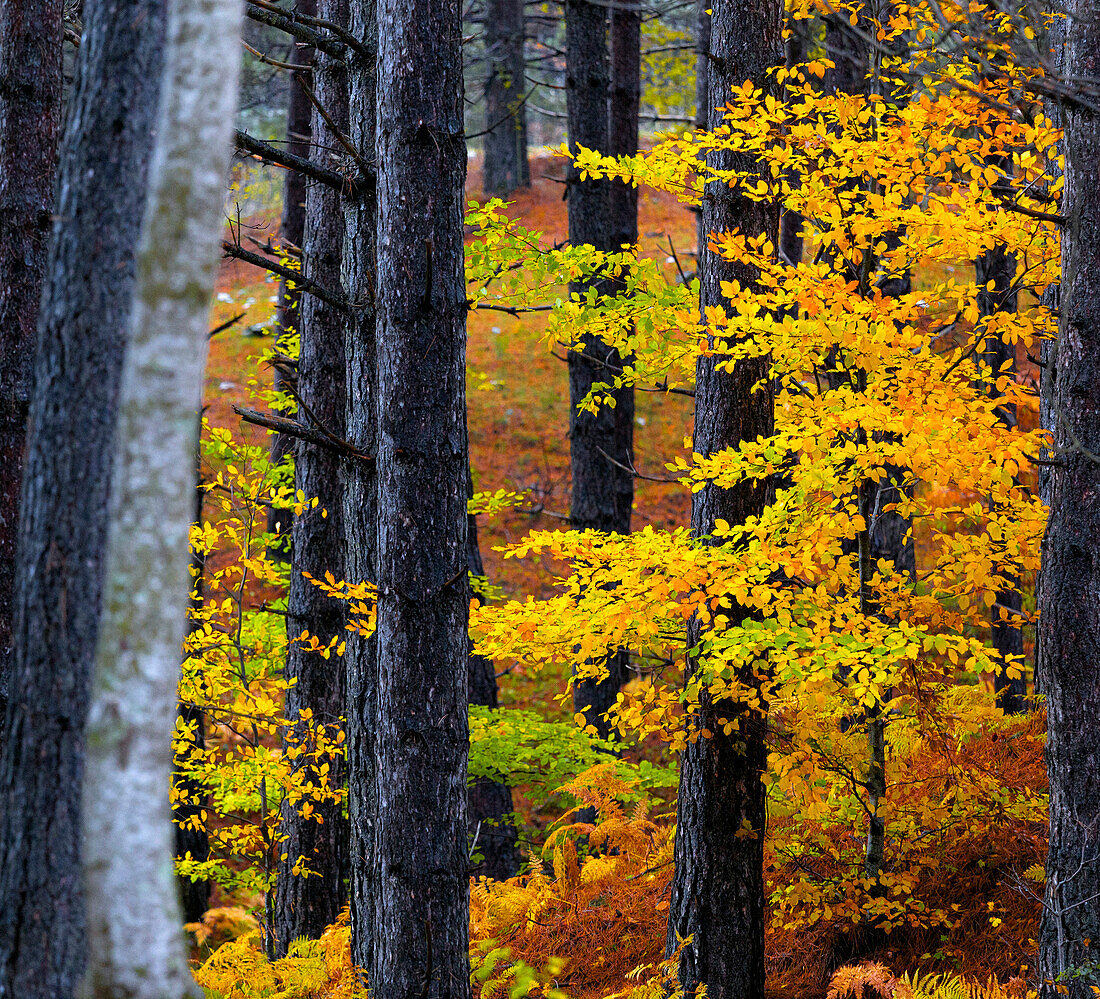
[
  {"xmin": 369, "ymin": 2, "xmax": 470, "ymax": 997},
  {"xmin": 0, "ymin": 0, "xmax": 63, "ymax": 745},
  {"xmin": 273, "ymin": 0, "xmax": 350, "ymax": 956},
  {"xmin": 269, "ymin": 5, "xmax": 316, "ymax": 553},
  {"xmin": 609, "ymin": 0, "xmax": 640, "ymax": 253},
  {"xmin": 1037, "ymin": 6, "xmax": 1100, "ymax": 996},
  {"xmin": 694, "ymin": 0, "xmax": 711, "ymax": 133},
  {"xmin": 976, "ymin": 234, "xmax": 1026, "ymax": 715},
  {"xmin": 483, "ymin": 0, "xmax": 529, "ymax": 195},
  {"xmin": 779, "ymin": 14, "xmax": 805, "ymax": 267},
  {"xmin": 80, "ymin": 1, "xmax": 241, "ymax": 993},
  {"xmin": 665, "ymin": 5, "xmax": 781, "ymax": 999},
  {"xmin": 466, "ymin": 463, "xmax": 520, "ymax": 880},
  {"xmin": 0, "ymin": 1, "xmax": 167, "ymax": 995},
  {"xmin": 565, "ymin": 0, "xmax": 633, "ymax": 739},
  {"xmin": 343, "ymin": 0, "xmax": 378, "ymax": 973}
]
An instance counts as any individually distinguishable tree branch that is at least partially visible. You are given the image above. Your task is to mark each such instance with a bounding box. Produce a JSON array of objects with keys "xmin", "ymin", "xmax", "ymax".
[
  {"xmin": 235, "ymin": 129, "xmax": 364, "ymax": 195},
  {"xmin": 233, "ymin": 406, "xmax": 374, "ymax": 463},
  {"xmin": 221, "ymin": 240, "xmax": 350, "ymax": 313}
]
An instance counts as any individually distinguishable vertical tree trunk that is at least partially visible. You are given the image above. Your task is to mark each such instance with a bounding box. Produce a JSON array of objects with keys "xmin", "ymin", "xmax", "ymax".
[
  {"xmin": 694, "ymin": 0, "xmax": 711, "ymax": 133},
  {"xmin": 779, "ymin": 14, "xmax": 805, "ymax": 267},
  {"xmin": 80, "ymin": 0, "xmax": 241, "ymax": 993},
  {"xmin": 665, "ymin": 5, "xmax": 781, "ymax": 999},
  {"xmin": 609, "ymin": 0, "xmax": 640, "ymax": 254},
  {"xmin": 976, "ymin": 234, "xmax": 1026, "ymax": 714},
  {"xmin": 466, "ymin": 463, "xmax": 520, "ymax": 880},
  {"xmin": 0, "ymin": 1, "xmax": 167, "ymax": 995},
  {"xmin": 343, "ymin": 0, "xmax": 378, "ymax": 974},
  {"xmin": 483, "ymin": 0, "xmax": 529, "ymax": 195},
  {"xmin": 370, "ymin": 2, "xmax": 470, "ymax": 997},
  {"xmin": 273, "ymin": 0, "xmax": 350, "ymax": 956},
  {"xmin": 0, "ymin": 0, "xmax": 63, "ymax": 745},
  {"xmin": 1037, "ymin": 5, "xmax": 1100, "ymax": 996},
  {"xmin": 269, "ymin": 5, "xmax": 316, "ymax": 551},
  {"xmin": 565, "ymin": 0, "xmax": 634, "ymax": 739}
]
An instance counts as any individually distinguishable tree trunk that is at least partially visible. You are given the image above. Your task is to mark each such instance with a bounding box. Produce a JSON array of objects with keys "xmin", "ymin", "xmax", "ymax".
[
  {"xmin": 369, "ymin": 2, "xmax": 470, "ymax": 998},
  {"xmin": 694, "ymin": 0, "xmax": 711, "ymax": 132},
  {"xmin": 269, "ymin": 2, "xmax": 316, "ymax": 553},
  {"xmin": 976, "ymin": 234, "xmax": 1026, "ymax": 714},
  {"xmin": 565, "ymin": 0, "xmax": 634, "ymax": 739},
  {"xmin": 779, "ymin": 14, "xmax": 805, "ymax": 267},
  {"xmin": 1037, "ymin": 5, "xmax": 1100, "ymax": 996},
  {"xmin": 273, "ymin": 0, "xmax": 350, "ymax": 956},
  {"xmin": 0, "ymin": 0, "xmax": 167, "ymax": 995},
  {"xmin": 466, "ymin": 461, "xmax": 520, "ymax": 880},
  {"xmin": 0, "ymin": 0, "xmax": 63, "ymax": 746},
  {"xmin": 80, "ymin": 0, "xmax": 241, "ymax": 993},
  {"xmin": 483, "ymin": 0, "xmax": 529, "ymax": 195},
  {"xmin": 665, "ymin": 4, "xmax": 781, "ymax": 999},
  {"xmin": 342, "ymin": 0, "xmax": 378, "ymax": 973},
  {"xmin": 609, "ymin": 0, "xmax": 640, "ymax": 254}
]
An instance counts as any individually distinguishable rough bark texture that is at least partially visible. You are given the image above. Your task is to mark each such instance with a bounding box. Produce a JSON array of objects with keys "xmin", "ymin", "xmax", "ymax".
[
  {"xmin": 608, "ymin": 0, "xmax": 640, "ymax": 254},
  {"xmin": 565, "ymin": 0, "xmax": 634, "ymax": 738},
  {"xmin": 0, "ymin": 0, "xmax": 63, "ymax": 741},
  {"xmin": 665, "ymin": 4, "xmax": 781, "ymax": 999},
  {"xmin": 976, "ymin": 236, "xmax": 1026, "ymax": 714},
  {"xmin": 483, "ymin": 0, "xmax": 529, "ymax": 195},
  {"xmin": 269, "ymin": 2, "xmax": 316, "ymax": 551},
  {"xmin": 371, "ymin": 0, "xmax": 470, "ymax": 994},
  {"xmin": 1037, "ymin": 5, "xmax": 1100, "ymax": 996},
  {"xmin": 779, "ymin": 15, "xmax": 805, "ymax": 267},
  {"xmin": 0, "ymin": 1, "xmax": 167, "ymax": 995},
  {"xmin": 466, "ymin": 464, "xmax": 520, "ymax": 880},
  {"xmin": 370, "ymin": 2, "xmax": 470, "ymax": 998},
  {"xmin": 273, "ymin": 0, "xmax": 350, "ymax": 956},
  {"xmin": 343, "ymin": 0, "xmax": 378, "ymax": 973},
  {"xmin": 80, "ymin": 1, "xmax": 241, "ymax": 994},
  {"xmin": 825, "ymin": 12, "xmax": 869, "ymax": 96}
]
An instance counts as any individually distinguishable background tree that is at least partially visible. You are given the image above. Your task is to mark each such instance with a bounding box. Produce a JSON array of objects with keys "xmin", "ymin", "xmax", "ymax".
[
  {"xmin": 665, "ymin": 2, "xmax": 781, "ymax": 998},
  {"xmin": 367, "ymin": 0, "xmax": 471, "ymax": 996},
  {"xmin": 1037, "ymin": 1, "xmax": 1100, "ymax": 994},
  {"xmin": 483, "ymin": 0, "xmax": 530, "ymax": 195},
  {"xmin": 81, "ymin": 0, "xmax": 241, "ymax": 993},
  {"xmin": 0, "ymin": 0, "xmax": 63, "ymax": 746},
  {"xmin": 0, "ymin": 0, "xmax": 167, "ymax": 994}
]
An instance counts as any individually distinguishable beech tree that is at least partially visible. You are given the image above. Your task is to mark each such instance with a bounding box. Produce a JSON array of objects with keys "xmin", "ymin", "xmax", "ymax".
[
  {"xmin": 80, "ymin": 0, "xmax": 241, "ymax": 993},
  {"xmin": 1037, "ymin": 1, "xmax": 1100, "ymax": 994},
  {"xmin": 664, "ymin": 3, "xmax": 781, "ymax": 998},
  {"xmin": 366, "ymin": 1, "xmax": 471, "ymax": 997},
  {"xmin": 0, "ymin": 0, "xmax": 167, "ymax": 994},
  {"xmin": 273, "ymin": 0, "xmax": 351, "ymax": 955},
  {"xmin": 483, "ymin": 0, "xmax": 530, "ymax": 195},
  {"xmin": 0, "ymin": 0, "xmax": 63, "ymax": 746}
]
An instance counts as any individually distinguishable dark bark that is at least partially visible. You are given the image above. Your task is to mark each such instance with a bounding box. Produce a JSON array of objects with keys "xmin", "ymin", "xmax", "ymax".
[
  {"xmin": 976, "ymin": 235, "xmax": 1026, "ymax": 715},
  {"xmin": 273, "ymin": 0, "xmax": 350, "ymax": 955},
  {"xmin": 466, "ymin": 465, "xmax": 520, "ymax": 881},
  {"xmin": 608, "ymin": 0, "xmax": 640, "ymax": 253},
  {"xmin": 779, "ymin": 15, "xmax": 805, "ymax": 267},
  {"xmin": 0, "ymin": 0, "xmax": 63, "ymax": 746},
  {"xmin": 483, "ymin": 0, "xmax": 529, "ymax": 195},
  {"xmin": 694, "ymin": 0, "xmax": 711, "ymax": 132},
  {"xmin": 369, "ymin": 1, "xmax": 470, "ymax": 997},
  {"xmin": 0, "ymin": 1, "xmax": 166, "ymax": 995},
  {"xmin": 825, "ymin": 11, "xmax": 868, "ymax": 96},
  {"xmin": 1037, "ymin": 6, "xmax": 1100, "ymax": 996},
  {"xmin": 565, "ymin": 0, "xmax": 634, "ymax": 739},
  {"xmin": 665, "ymin": 4, "xmax": 781, "ymax": 999},
  {"xmin": 342, "ymin": 0, "xmax": 378, "ymax": 973},
  {"xmin": 269, "ymin": 6, "xmax": 317, "ymax": 553}
]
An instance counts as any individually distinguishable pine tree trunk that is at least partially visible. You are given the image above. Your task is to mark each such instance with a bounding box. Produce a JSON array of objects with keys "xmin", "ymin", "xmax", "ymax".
[
  {"xmin": 369, "ymin": 2, "xmax": 470, "ymax": 997},
  {"xmin": 0, "ymin": 0, "xmax": 63, "ymax": 747},
  {"xmin": 779, "ymin": 14, "xmax": 805, "ymax": 267},
  {"xmin": 483, "ymin": 0, "xmax": 529, "ymax": 195},
  {"xmin": 609, "ymin": 0, "xmax": 639, "ymax": 253},
  {"xmin": 80, "ymin": 1, "xmax": 241, "ymax": 993},
  {"xmin": 665, "ymin": 5, "xmax": 781, "ymax": 999},
  {"xmin": 343, "ymin": 0, "xmax": 378, "ymax": 973},
  {"xmin": 565, "ymin": 0, "xmax": 634, "ymax": 739},
  {"xmin": 1037, "ymin": 5, "xmax": 1100, "ymax": 996},
  {"xmin": 0, "ymin": 1, "xmax": 167, "ymax": 995},
  {"xmin": 273, "ymin": 0, "xmax": 351, "ymax": 955}
]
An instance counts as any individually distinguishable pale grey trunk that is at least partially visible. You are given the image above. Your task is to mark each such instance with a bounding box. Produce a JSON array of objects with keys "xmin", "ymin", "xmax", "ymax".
[{"xmin": 79, "ymin": 0, "xmax": 241, "ymax": 995}]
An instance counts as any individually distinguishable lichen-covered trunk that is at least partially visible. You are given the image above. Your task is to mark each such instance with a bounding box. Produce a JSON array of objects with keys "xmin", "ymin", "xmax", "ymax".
[
  {"xmin": 80, "ymin": 0, "xmax": 241, "ymax": 995},
  {"xmin": 342, "ymin": 0, "xmax": 378, "ymax": 973},
  {"xmin": 565, "ymin": 0, "xmax": 633, "ymax": 738},
  {"xmin": 0, "ymin": 1, "xmax": 167, "ymax": 995},
  {"xmin": 370, "ymin": 2, "xmax": 470, "ymax": 998},
  {"xmin": 0, "ymin": 0, "xmax": 63, "ymax": 744},
  {"xmin": 483, "ymin": 0, "xmax": 529, "ymax": 195},
  {"xmin": 1037, "ymin": 5, "xmax": 1100, "ymax": 996},
  {"xmin": 273, "ymin": 0, "xmax": 350, "ymax": 955},
  {"xmin": 665, "ymin": 4, "xmax": 780, "ymax": 999}
]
